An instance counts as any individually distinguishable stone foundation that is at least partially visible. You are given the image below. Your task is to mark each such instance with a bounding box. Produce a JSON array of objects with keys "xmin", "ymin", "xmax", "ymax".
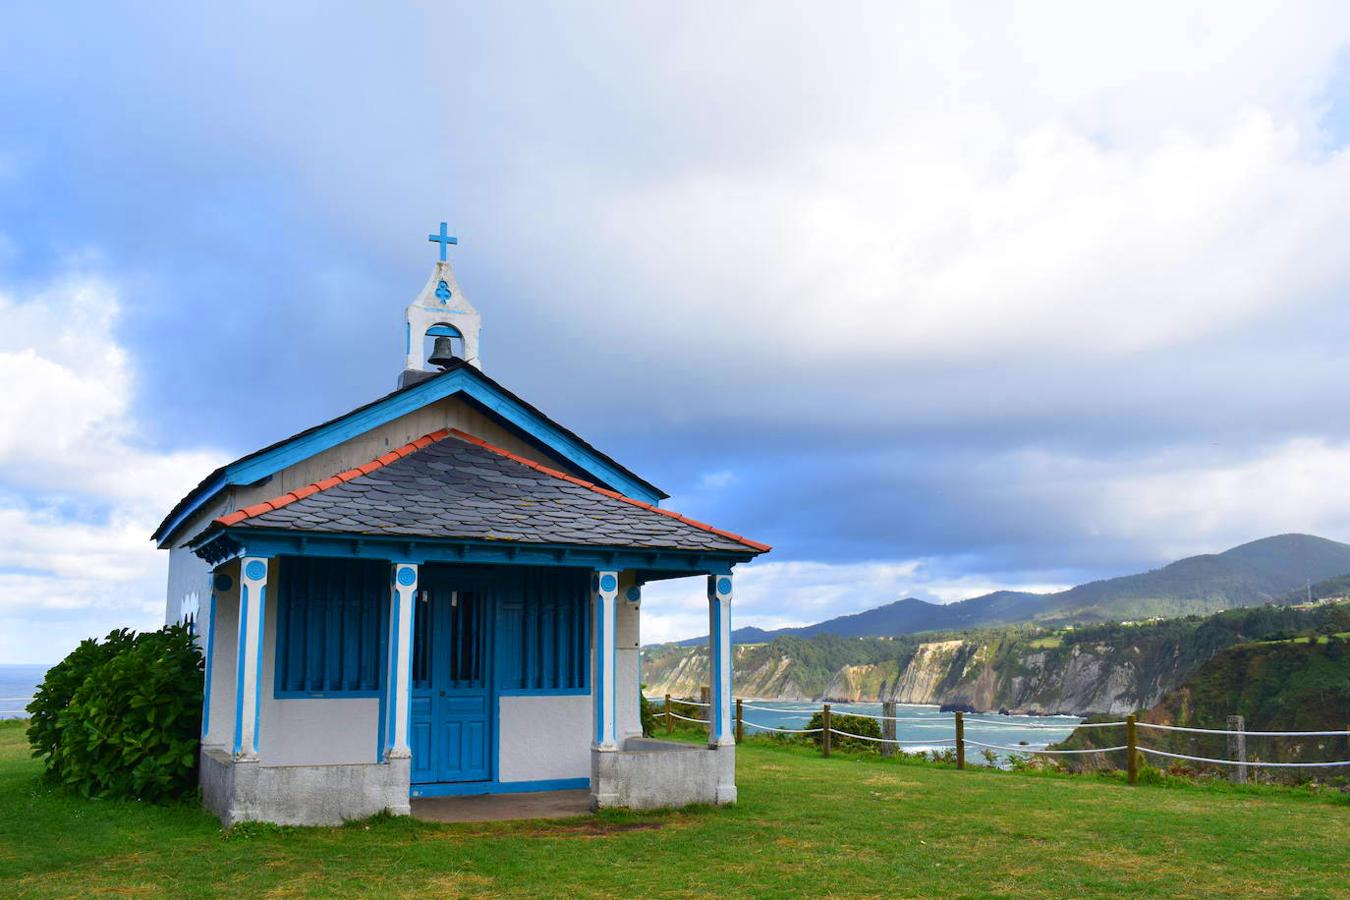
[
  {"xmin": 590, "ymin": 738, "xmax": 735, "ymax": 810},
  {"xmin": 200, "ymin": 746, "xmax": 412, "ymax": 827}
]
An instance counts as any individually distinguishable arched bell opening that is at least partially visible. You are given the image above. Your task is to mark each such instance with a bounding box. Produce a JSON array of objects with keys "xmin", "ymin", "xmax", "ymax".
[{"xmin": 423, "ymin": 323, "xmax": 465, "ymax": 370}]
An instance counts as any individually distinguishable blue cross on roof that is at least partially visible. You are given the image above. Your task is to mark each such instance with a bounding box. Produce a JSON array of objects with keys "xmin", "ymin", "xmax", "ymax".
[{"xmin": 428, "ymin": 221, "xmax": 458, "ymax": 261}]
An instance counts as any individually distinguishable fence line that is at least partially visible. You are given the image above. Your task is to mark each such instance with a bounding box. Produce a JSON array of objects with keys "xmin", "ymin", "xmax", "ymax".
[
  {"xmin": 1137, "ymin": 747, "xmax": 1350, "ymax": 768},
  {"xmin": 650, "ymin": 694, "xmax": 1350, "ymax": 781},
  {"xmin": 1135, "ymin": 722, "xmax": 1349, "ymax": 738}
]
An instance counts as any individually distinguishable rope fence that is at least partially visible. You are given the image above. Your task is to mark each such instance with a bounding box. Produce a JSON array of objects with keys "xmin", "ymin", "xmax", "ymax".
[
  {"xmin": 650, "ymin": 692, "xmax": 1350, "ymax": 782},
  {"xmin": 1135, "ymin": 722, "xmax": 1349, "ymax": 737}
]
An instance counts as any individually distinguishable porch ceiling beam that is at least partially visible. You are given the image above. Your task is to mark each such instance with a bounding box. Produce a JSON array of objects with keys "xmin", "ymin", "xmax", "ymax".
[{"xmin": 192, "ymin": 527, "xmax": 746, "ymax": 576}]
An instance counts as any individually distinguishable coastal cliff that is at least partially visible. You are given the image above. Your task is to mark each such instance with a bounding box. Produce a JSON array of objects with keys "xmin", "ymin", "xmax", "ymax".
[{"xmin": 641, "ymin": 601, "xmax": 1350, "ymax": 716}]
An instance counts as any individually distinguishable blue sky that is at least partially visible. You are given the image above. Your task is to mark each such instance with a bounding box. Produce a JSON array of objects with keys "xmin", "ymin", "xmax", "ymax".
[{"xmin": 4, "ymin": 3, "xmax": 1350, "ymax": 661}]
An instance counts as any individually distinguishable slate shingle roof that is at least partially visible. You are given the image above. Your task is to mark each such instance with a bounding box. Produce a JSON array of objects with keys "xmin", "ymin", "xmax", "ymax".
[{"xmin": 208, "ymin": 429, "xmax": 768, "ymax": 555}]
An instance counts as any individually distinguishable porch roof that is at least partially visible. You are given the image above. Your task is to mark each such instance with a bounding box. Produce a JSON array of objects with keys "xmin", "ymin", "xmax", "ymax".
[{"xmin": 190, "ymin": 429, "xmax": 769, "ymax": 561}]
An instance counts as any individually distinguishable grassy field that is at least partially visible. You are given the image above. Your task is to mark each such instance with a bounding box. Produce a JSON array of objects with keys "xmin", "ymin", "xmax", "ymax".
[{"xmin": 1, "ymin": 719, "xmax": 1347, "ymax": 898}]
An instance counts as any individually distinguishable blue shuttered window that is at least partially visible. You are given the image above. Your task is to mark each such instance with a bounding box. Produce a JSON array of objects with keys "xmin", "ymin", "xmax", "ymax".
[
  {"xmin": 276, "ymin": 557, "xmax": 387, "ymax": 697},
  {"xmin": 498, "ymin": 569, "xmax": 589, "ymax": 693}
]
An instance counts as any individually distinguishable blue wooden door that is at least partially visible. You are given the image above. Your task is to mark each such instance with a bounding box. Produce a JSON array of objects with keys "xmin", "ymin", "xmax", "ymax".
[{"xmin": 410, "ymin": 575, "xmax": 491, "ymax": 784}]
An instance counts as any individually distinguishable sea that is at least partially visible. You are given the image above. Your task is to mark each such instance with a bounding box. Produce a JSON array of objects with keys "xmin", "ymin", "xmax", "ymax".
[
  {"xmin": 733, "ymin": 699, "xmax": 1081, "ymax": 764},
  {"xmin": 0, "ymin": 664, "xmax": 49, "ymax": 719}
]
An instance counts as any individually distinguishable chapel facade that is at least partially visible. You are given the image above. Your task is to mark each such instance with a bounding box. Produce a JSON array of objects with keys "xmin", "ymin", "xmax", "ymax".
[{"xmin": 156, "ymin": 226, "xmax": 768, "ymax": 825}]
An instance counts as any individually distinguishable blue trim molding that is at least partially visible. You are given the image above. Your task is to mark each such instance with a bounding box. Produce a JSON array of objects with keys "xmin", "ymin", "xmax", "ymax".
[
  {"xmin": 232, "ymin": 583, "xmax": 250, "ymax": 755},
  {"xmin": 193, "ymin": 527, "xmax": 744, "ymax": 577},
  {"xmin": 201, "ymin": 592, "xmax": 217, "ymax": 738}
]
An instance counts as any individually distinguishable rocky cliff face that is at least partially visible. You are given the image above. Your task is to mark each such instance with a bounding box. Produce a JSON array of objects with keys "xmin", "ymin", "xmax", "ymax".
[
  {"xmin": 643, "ymin": 601, "xmax": 1350, "ymax": 716},
  {"xmin": 645, "ymin": 636, "xmax": 1183, "ymax": 714}
]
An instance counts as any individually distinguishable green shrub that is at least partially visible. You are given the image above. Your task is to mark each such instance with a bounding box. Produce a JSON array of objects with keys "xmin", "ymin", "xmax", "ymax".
[
  {"xmin": 26, "ymin": 628, "xmax": 137, "ymax": 767},
  {"xmin": 27, "ymin": 624, "xmax": 203, "ymax": 802},
  {"xmin": 805, "ymin": 711, "xmax": 883, "ymax": 752}
]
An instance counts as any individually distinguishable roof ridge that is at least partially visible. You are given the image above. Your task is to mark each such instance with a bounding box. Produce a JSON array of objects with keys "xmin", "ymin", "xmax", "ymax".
[
  {"xmin": 443, "ymin": 428, "xmax": 771, "ymax": 554},
  {"xmin": 214, "ymin": 429, "xmax": 452, "ymax": 527}
]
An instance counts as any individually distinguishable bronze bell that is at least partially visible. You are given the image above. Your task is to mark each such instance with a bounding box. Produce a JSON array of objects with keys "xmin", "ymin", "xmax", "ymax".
[{"xmin": 427, "ymin": 335, "xmax": 458, "ymax": 369}]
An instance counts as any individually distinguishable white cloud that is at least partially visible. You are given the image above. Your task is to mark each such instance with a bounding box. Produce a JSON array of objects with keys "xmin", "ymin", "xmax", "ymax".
[
  {"xmin": 1091, "ymin": 437, "xmax": 1350, "ymax": 560},
  {"xmin": 0, "ymin": 274, "xmax": 225, "ymax": 663},
  {"xmin": 594, "ymin": 109, "xmax": 1350, "ymax": 372}
]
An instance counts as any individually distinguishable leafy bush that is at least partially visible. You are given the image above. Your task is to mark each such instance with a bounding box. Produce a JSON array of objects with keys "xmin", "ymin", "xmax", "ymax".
[
  {"xmin": 27, "ymin": 624, "xmax": 204, "ymax": 802},
  {"xmin": 805, "ymin": 711, "xmax": 883, "ymax": 752},
  {"xmin": 26, "ymin": 628, "xmax": 137, "ymax": 767}
]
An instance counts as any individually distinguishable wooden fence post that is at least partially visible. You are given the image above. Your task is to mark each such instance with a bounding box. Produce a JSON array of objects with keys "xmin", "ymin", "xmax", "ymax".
[
  {"xmin": 881, "ymin": 700, "xmax": 897, "ymax": 758},
  {"xmin": 1126, "ymin": 715, "xmax": 1138, "ymax": 785},
  {"xmin": 736, "ymin": 698, "xmax": 744, "ymax": 744},
  {"xmin": 701, "ymin": 685, "xmax": 711, "ymax": 738},
  {"xmin": 955, "ymin": 711, "xmax": 966, "ymax": 770},
  {"xmin": 822, "ymin": 703, "xmax": 832, "ymax": 758},
  {"xmin": 665, "ymin": 693, "xmax": 672, "ymax": 735},
  {"xmin": 1227, "ymin": 715, "xmax": 1247, "ymax": 784}
]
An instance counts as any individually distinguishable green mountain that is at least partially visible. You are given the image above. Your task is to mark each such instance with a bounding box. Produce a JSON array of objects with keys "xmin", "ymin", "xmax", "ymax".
[
  {"xmin": 683, "ymin": 534, "xmax": 1350, "ymax": 646},
  {"xmin": 1034, "ymin": 534, "xmax": 1350, "ymax": 622}
]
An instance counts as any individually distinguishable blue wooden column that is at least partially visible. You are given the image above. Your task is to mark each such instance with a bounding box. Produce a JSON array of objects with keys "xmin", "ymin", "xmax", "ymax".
[
  {"xmin": 233, "ymin": 556, "xmax": 270, "ymax": 759},
  {"xmin": 707, "ymin": 574, "xmax": 735, "ymax": 748},
  {"xmin": 385, "ymin": 563, "xmax": 418, "ymax": 759},
  {"xmin": 592, "ymin": 570, "xmax": 620, "ymax": 750}
]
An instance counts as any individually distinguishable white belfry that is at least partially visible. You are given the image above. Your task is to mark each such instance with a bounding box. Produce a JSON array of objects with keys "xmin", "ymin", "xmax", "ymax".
[{"xmin": 404, "ymin": 223, "xmax": 482, "ymax": 372}]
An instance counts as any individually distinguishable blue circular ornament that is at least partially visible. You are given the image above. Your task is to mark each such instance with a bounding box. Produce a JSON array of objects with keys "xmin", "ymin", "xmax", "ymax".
[
  {"xmin": 244, "ymin": 560, "xmax": 267, "ymax": 581},
  {"xmin": 396, "ymin": 567, "xmax": 417, "ymax": 587},
  {"xmin": 625, "ymin": 586, "xmax": 641, "ymax": 603},
  {"xmin": 213, "ymin": 573, "xmax": 233, "ymax": 592},
  {"xmin": 716, "ymin": 576, "xmax": 732, "ymax": 597},
  {"xmin": 599, "ymin": 573, "xmax": 618, "ymax": 593}
]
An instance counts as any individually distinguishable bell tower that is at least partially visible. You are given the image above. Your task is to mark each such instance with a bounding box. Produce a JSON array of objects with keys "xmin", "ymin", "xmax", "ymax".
[{"xmin": 400, "ymin": 222, "xmax": 482, "ymax": 387}]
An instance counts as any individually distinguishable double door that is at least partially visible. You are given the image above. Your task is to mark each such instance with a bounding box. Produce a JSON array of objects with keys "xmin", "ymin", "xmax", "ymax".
[{"xmin": 409, "ymin": 570, "xmax": 490, "ymax": 784}]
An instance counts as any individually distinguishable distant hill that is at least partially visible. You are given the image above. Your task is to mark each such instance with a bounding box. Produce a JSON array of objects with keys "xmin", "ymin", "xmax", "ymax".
[
  {"xmin": 1033, "ymin": 534, "xmax": 1350, "ymax": 623},
  {"xmin": 676, "ymin": 534, "xmax": 1350, "ymax": 645}
]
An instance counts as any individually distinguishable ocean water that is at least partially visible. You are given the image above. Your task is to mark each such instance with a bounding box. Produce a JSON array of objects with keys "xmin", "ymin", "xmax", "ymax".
[
  {"xmin": 727, "ymin": 700, "xmax": 1081, "ymax": 764},
  {"xmin": 0, "ymin": 664, "xmax": 49, "ymax": 719}
]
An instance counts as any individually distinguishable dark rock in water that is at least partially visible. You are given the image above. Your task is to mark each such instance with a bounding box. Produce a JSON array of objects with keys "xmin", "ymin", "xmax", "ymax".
[
  {"xmin": 1018, "ymin": 740, "xmax": 1029, "ymax": 746},
  {"xmin": 998, "ymin": 708, "xmax": 1010, "ymax": 716},
  {"xmin": 939, "ymin": 702, "xmax": 976, "ymax": 713}
]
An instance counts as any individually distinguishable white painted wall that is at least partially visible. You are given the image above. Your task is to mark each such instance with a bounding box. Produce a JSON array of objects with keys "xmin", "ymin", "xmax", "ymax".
[
  {"xmin": 161, "ymin": 491, "xmax": 232, "ymax": 626},
  {"xmin": 165, "ymin": 547, "xmax": 211, "ymax": 627},
  {"xmin": 256, "ymin": 559, "xmax": 382, "ymax": 767},
  {"xmin": 497, "ymin": 694, "xmax": 592, "ymax": 782}
]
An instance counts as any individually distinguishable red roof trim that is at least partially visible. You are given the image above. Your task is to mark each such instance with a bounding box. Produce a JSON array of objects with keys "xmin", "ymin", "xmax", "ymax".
[
  {"xmin": 211, "ymin": 426, "xmax": 771, "ymax": 555},
  {"xmin": 213, "ymin": 429, "xmax": 452, "ymax": 527},
  {"xmin": 444, "ymin": 429, "xmax": 772, "ymax": 554}
]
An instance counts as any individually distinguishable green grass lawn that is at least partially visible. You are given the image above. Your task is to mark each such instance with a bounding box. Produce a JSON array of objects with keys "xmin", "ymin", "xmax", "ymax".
[{"xmin": 1, "ymin": 720, "xmax": 1347, "ymax": 898}]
